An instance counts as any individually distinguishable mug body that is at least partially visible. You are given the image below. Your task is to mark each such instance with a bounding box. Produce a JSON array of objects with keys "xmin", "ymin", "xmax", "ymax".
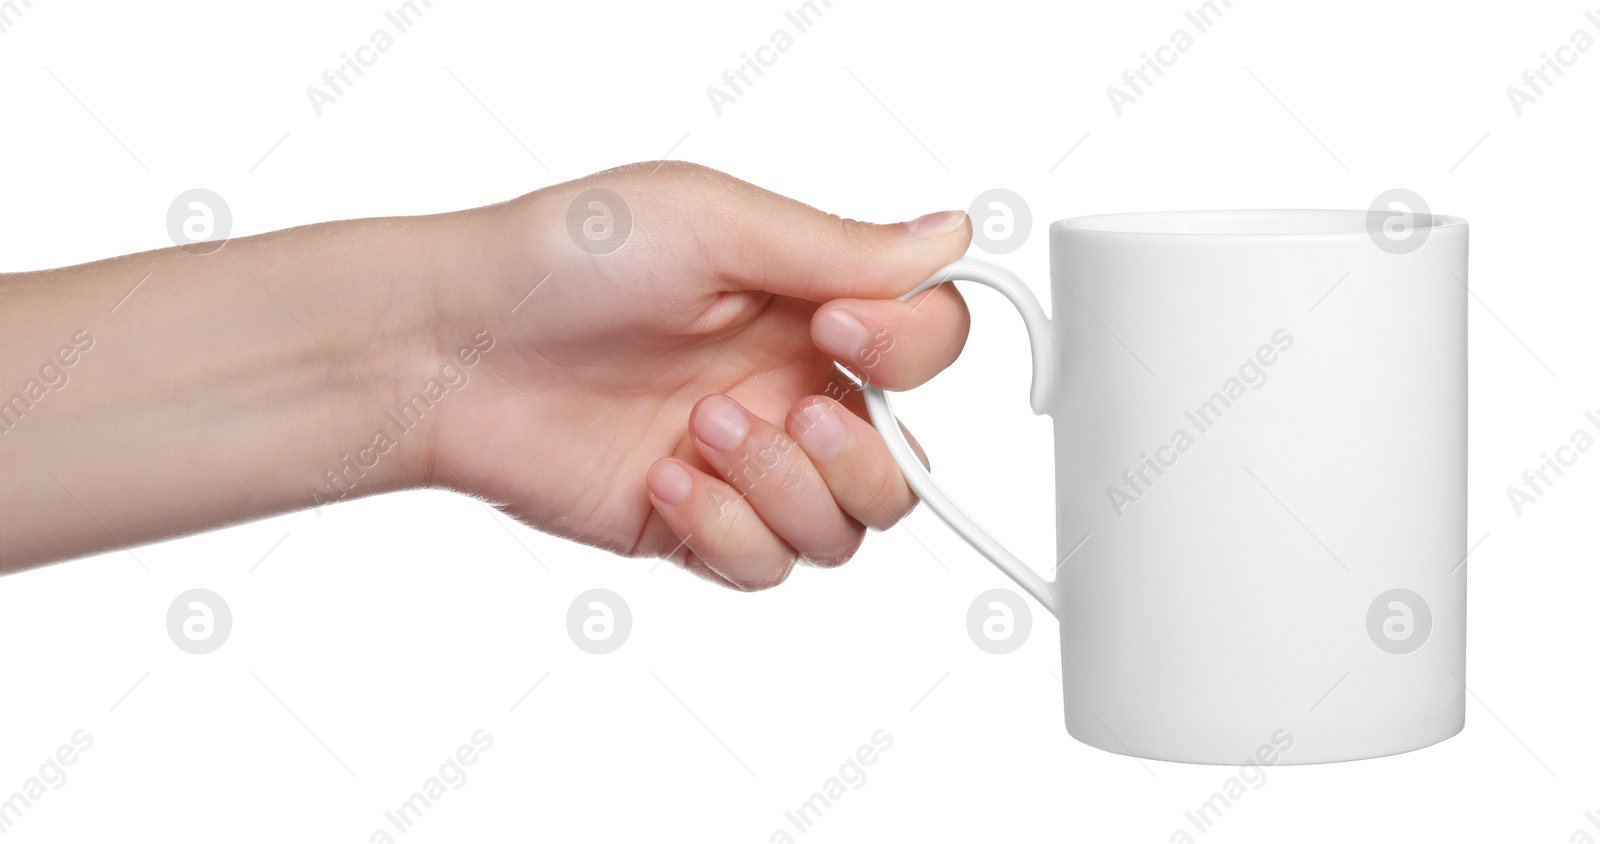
[{"xmin": 1048, "ymin": 210, "xmax": 1467, "ymax": 763}]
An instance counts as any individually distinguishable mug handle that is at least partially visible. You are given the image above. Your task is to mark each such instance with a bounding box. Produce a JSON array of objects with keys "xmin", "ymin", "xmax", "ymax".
[{"xmin": 861, "ymin": 257, "xmax": 1061, "ymax": 619}]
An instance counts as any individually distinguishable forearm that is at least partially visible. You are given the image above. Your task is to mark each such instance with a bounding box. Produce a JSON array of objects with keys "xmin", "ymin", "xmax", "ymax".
[{"xmin": 0, "ymin": 210, "xmax": 496, "ymax": 573}]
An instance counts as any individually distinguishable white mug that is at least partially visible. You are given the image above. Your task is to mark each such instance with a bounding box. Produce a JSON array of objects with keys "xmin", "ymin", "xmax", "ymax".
[{"xmin": 864, "ymin": 209, "xmax": 1468, "ymax": 764}]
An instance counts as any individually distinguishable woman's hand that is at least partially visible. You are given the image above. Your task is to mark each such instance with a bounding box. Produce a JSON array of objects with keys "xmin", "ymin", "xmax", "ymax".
[
  {"xmin": 0, "ymin": 162, "xmax": 970, "ymax": 585},
  {"xmin": 427, "ymin": 162, "xmax": 972, "ymax": 590}
]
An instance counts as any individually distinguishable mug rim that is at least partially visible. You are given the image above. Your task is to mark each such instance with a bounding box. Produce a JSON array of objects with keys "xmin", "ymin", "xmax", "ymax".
[{"xmin": 1053, "ymin": 209, "xmax": 1467, "ymax": 237}]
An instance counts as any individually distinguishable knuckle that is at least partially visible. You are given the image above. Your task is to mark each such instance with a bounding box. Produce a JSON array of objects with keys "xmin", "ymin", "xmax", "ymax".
[
  {"xmin": 706, "ymin": 490, "xmax": 748, "ymax": 537},
  {"xmin": 729, "ymin": 556, "xmax": 796, "ymax": 592},
  {"xmin": 860, "ymin": 466, "xmax": 914, "ymax": 530},
  {"xmin": 827, "ymin": 214, "xmax": 883, "ymax": 277},
  {"xmin": 802, "ymin": 529, "xmax": 865, "ymax": 569},
  {"xmin": 610, "ymin": 159, "xmax": 719, "ymax": 184},
  {"xmin": 834, "ymin": 215, "xmax": 874, "ymax": 251},
  {"xmin": 730, "ymin": 431, "xmax": 803, "ymax": 493}
]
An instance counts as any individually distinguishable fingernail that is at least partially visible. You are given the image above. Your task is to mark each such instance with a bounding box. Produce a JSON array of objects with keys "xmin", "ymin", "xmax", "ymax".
[
  {"xmin": 693, "ymin": 395, "xmax": 749, "ymax": 451},
  {"xmin": 792, "ymin": 400, "xmax": 847, "ymax": 461},
  {"xmin": 813, "ymin": 309, "xmax": 870, "ymax": 363},
  {"xmin": 903, "ymin": 210, "xmax": 966, "ymax": 238},
  {"xmin": 647, "ymin": 460, "xmax": 693, "ymax": 505}
]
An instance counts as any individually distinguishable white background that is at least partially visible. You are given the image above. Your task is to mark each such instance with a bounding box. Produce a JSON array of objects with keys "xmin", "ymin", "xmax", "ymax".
[{"xmin": 1, "ymin": 0, "xmax": 1596, "ymax": 841}]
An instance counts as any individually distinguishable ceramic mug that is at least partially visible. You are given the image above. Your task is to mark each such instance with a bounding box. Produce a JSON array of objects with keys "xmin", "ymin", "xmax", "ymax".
[{"xmin": 863, "ymin": 209, "xmax": 1468, "ymax": 764}]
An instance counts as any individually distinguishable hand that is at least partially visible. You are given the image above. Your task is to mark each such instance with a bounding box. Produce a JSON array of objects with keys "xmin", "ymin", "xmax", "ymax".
[
  {"xmin": 427, "ymin": 162, "xmax": 973, "ymax": 590},
  {"xmin": 0, "ymin": 161, "xmax": 969, "ymax": 580}
]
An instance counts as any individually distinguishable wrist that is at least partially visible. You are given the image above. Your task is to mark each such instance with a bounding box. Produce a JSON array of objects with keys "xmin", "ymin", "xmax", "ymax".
[{"xmin": 367, "ymin": 204, "xmax": 522, "ymax": 494}]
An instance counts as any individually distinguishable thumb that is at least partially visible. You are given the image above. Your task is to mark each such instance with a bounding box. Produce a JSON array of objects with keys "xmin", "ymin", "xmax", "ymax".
[{"xmin": 666, "ymin": 165, "xmax": 972, "ymax": 302}]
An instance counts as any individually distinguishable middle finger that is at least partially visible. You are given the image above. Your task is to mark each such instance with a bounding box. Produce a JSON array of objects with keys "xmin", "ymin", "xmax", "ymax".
[{"xmin": 688, "ymin": 394, "xmax": 864, "ymax": 567}]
